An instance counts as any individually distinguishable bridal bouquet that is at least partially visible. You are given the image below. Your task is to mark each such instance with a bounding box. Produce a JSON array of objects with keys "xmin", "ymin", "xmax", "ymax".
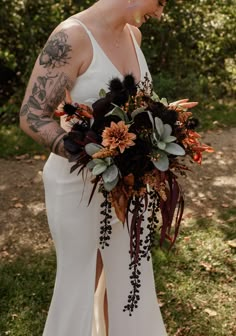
[{"xmin": 55, "ymin": 74, "xmax": 213, "ymax": 314}]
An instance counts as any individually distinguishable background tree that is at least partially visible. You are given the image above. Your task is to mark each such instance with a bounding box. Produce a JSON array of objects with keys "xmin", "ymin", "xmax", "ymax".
[
  {"xmin": 0, "ymin": 0, "xmax": 235, "ymax": 124},
  {"xmin": 141, "ymin": 0, "xmax": 236, "ymax": 100}
]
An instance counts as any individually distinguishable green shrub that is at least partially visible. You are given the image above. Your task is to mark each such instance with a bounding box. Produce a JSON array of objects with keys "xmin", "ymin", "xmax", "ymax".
[{"xmin": 0, "ymin": 0, "xmax": 235, "ymax": 125}]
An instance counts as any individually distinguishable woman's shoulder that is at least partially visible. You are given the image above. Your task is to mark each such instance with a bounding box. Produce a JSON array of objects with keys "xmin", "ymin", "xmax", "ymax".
[
  {"xmin": 42, "ymin": 15, "xmax": 93, "ymax": 75},
  {"xmin": 128, "ymin": 25, "xmax": 142, "ymax": 46},
  {"xmin": 49, "ymin": 16, "xmax": 90, "ymax": 48}
]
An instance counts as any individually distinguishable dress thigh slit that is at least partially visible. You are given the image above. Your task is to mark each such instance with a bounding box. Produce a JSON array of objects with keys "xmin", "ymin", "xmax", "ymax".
[{"xmin": 42, "ymin": 153, "xmax": 167, "ymax": 336}]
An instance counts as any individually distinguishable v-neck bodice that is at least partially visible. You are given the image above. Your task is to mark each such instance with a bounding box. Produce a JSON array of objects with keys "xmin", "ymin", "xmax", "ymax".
[
  {"xmin": 61, "ymin": 18, "xmax": 151, "ymax": 131},
  {"xmin": 76, "ymin": 20, "xmax": 142, "ymax": 83}
]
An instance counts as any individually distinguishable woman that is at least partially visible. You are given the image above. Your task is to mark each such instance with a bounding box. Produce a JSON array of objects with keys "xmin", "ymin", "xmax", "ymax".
[{"xmin": 20, "ymin": 1, "xmax": 191, "ymax": 335}]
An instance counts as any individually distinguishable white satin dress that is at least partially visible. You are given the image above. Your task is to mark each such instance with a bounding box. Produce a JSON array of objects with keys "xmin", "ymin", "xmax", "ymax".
[{"xmin": 42, "ymin": 19, "xmax": 167, "ymax": 336}]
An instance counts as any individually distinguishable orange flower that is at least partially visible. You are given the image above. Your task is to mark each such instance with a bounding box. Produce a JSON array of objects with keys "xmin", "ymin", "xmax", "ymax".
[
  {"xmin": 177, "ymin": 111, "xmax": 193, "ymax": 124},
  {"xmin": 102, "ymin": 121, "xmax": 136, "ymax": 153},
  {"xmin": 183, "ymin": 130, "xmax": 214, "ymax": 163},
  {"xmin": 110, "ymin": 174, "xmax": 135, "ymax": 223}
]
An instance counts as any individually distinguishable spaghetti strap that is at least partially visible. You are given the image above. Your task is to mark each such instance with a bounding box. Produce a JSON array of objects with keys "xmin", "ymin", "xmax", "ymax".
[
  {"xmin": 70, "ymin": 17, "xmax": 91, "ymax": 34},
  {"xmin": 127, "ymin": 24, "xmax": 138, "ymax": 46},
  {"xmin": 69, "ymin": 18, "xmax": 143, "ymax": 83}
]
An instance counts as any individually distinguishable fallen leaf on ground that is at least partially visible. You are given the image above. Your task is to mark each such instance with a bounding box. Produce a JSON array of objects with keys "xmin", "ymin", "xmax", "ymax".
[
  {"xmin": 204, "ymin": 308, "xmax": 217, "ymax": 316},
  {"xmin": 157, "ymin": 298, "xmax": 165, "ymax": 307},
  {"xmin": 221, "ymin": 203, "xmax": 230, "ymax": 208},
  {"xmin": 17, "ymin": 183, "xmax": 27, "ymax": 188},
  {"xmin": 198, "ymin": 192, "xmax": 205, "ymax": 198},
  {"xmin": 14, "ymin": 203, "xmax": 23, "ymax": 208},
  {"xmin": 200, "ymin": 262, "xmax": 212, "ymax": 271},
  {"xmin": 227, "ymin": 240, "xmax": 236, "ymax": 248},
  {"xmin": 174, "ymin": 327, "xmax": 190, "ymax": 336},
  {"xmin": 184, "ymin": 213, "xmax": 193, "ymax": 219},
  {"xmin": 206, "ymin": 212, "xmax": 214, "ymax": 217},
  {"xmin": 208, "ymin": 195, "xmax": 217, "ymax": 200},
  {"xmin": 15, "ymin": 154, "xmax": 30, "ymax": 160},
  {"xmin": 1, "ymin": 251, "xmax": 10, "ymax": 258},
  {"xmin": 184, "ymin": 236, "xmax": 190, "ymax": 242},
  {"xmin": 158, "ymin": 291, "xmax": 166, "ymax": 296},
  {"xmin": 33, "ymin": 155, "xmax": 46, "ymax": 160}
]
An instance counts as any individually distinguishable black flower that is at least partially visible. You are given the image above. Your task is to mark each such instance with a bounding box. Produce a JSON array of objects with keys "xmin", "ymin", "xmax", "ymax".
[{"xmin": 63, "ymin": 103, "xmax": 77, "ymax": 116}]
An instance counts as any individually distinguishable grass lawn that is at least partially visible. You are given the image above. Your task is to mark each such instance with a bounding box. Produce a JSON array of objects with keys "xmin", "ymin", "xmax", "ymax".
[
  {"xmin": 0, "ymin": 209, "xmax": 235, "ymax": 336},
  {"xmin": 195, "ymin": 99, "xmax": 236, "ymax": 130},
  {"xmin": 154, "ymin": 209, "xmax": 236, "ymax": 336},
  {"xmin": 0, "ymin": 126, "xmax": 48, "ymax": 159}
]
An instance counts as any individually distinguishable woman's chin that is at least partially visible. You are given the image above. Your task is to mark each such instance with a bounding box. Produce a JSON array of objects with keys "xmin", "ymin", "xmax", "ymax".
[{"xmin": 134, "ymin": 17, "xmax": 145, "ymax": 27}]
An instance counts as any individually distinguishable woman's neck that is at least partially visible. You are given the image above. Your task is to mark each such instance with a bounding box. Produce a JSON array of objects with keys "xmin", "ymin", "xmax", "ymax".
[{"xmin": 81, "ymin": 0, "xmax": 128, "ymax": 35}]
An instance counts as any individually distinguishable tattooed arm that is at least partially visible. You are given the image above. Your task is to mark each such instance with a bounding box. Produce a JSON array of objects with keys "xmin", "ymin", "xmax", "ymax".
[{"xmin": 20, "ymin": 23, "xmax": 89, "ymax": 157}]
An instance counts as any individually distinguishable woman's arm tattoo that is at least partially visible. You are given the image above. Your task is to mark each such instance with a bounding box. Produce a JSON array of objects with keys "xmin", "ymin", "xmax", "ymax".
[
  {"xmin": 20, "ymin": 29, "xmax": 75, "ymax": 156},
  {"xmin": 21, "ymin": 72, "xmax": 72, "ymax": 130},
  {"xmin": 39, "ymin": 30, "xmax": 72, "ymax": 69}
]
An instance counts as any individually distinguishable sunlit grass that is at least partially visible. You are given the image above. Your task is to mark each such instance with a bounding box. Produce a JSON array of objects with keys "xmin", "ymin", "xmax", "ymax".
[
  {"xmin": 0, "ymin": 251, "xmax": 56, "ymax": 336},
  {"xmin": 195, "ymin": 100, "xmax": 236, "ymax": 130},
  {"xmin": 0, "ymin": 209, "xmax": 235, "ymax": 335},
  {"xmin": 154, "ymin": 210, "xmax": 236, "ymax": 336},
  {"xmin": 0, "ymin": 125, "xmax": 48, "ymax": 159}
]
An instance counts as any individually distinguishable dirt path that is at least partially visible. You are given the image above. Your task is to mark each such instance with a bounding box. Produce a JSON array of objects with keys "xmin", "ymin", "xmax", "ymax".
[{"xmin": 0, "ymin": 128, "xmax": 236, "ymax": 258}]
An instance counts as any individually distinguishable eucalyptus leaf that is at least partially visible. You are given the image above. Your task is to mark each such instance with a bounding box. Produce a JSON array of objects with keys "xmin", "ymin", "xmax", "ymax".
[
  {"xmin": 163, "ymin": 135, "xmax": 176, "ymax": 143},
  {"xmin": 151, "ymin": 91, "xmax": 160, "ymax": 102},
  {"xmin": 157, "ymin": 141, "xmax": 166, "ymax": 150},
  {"xmin": 162, "ymin": 124, "xmax": 172, "ymax": 139},
  {"xmin": 154, "ymin": 117, "xmax": 164, "ymax": 137},
  {"xmin": 99, "ymin": 88, "xmax": 106, "ymax": 97},
  {"xmin": 165, "ymin": 143, "xmax": 185, "ymax": 155},
  {"xmin": 92, "ymin": 164, "xmax": 107, "ymax": 176},
  {"xmin": 152, "ymin": 155, "xmax": 169, "ymax": 172},
  {"xmin": 131, "ymin": 107, "xmax": 146, "ymax": 120},
  {"xmin": 85, "ymin": 143, "xmax": 103, "ymax": 156},
  {"xmin": 103, "ymin": 175, "xmax": 119, "ymax": 192},
  {"xmin": 108, "ymin": 105, "xmax": 128, "ymax": 122},
  {"xmin": 102, "ymin": 164, "xmax": 119, "ymax": 183},
  {"xmin": 93, "ymin": 158, "xmax": 107, "ymax": 165},
  {"xmin": 151, "ymin": 131, "xmax": 159, "ymax": 144},
  {"xmin": 86, "ymin": 160, "xmax": 96, "ymax": 170},
  {"xmin": 104, "ymin": 157, "xmax": 113, "ymax": 165},
  {"xmin": 147, "ymin": 111, "xmax": 155, "ymax": 128},
  {"xmin": 160, "ymin": 97, "xmax": 168, "ymax": 106}
]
